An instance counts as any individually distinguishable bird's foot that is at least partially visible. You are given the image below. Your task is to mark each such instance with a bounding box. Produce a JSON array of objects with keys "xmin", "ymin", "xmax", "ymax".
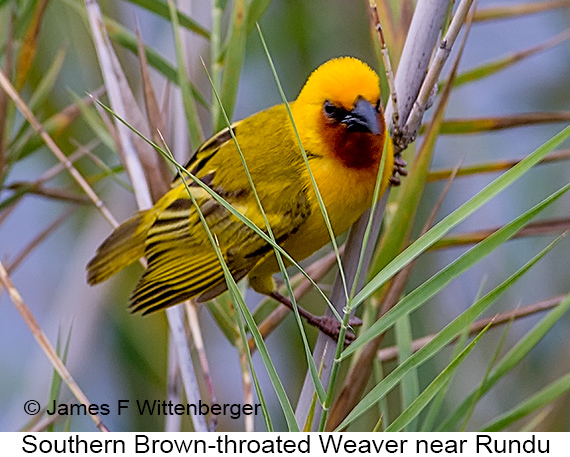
[
  {"xmin": 390, "ymin": 154, "xmax": 407, "ymax": 186},
  {"xmin": 305, "ymin": 314, "xmax": 363, "ymax": 346},
  {"xmin": 269, "ymin": 291, "xmax": 362, "ymax": 345}
]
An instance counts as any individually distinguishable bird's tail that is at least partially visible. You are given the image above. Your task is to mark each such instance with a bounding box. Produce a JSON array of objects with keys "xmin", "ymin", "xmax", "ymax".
[{"xmin": 87, "ymin": 211, "xmax": 150, "ymax": 285}]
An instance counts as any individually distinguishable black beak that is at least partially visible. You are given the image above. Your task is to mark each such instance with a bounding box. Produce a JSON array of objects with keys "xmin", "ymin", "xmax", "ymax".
[{"xmin": 342, "ymin": 97, "xmax": 381, "ymax": 135}]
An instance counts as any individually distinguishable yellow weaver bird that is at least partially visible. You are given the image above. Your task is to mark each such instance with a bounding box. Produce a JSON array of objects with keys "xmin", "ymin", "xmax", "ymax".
[{"xmin": 87, "ymin": 57, "xmax": 405, "ymax": 343}]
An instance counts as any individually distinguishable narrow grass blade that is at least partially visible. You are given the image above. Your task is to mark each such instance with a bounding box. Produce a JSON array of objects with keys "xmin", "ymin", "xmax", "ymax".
[
  {"xmin": 157, "ymin": 139, "xmax": 276, "ymax": 430},
  {"xmin": 206, "ymin": 296, "xmax": 240, "ymax": 344},
  {"xmin": 438, "ymin": 291, "xmax": 570, "ymax": 431},
  {"xmin": 420, "ymin": 279, "xmax": 487, "ymax": 431},
  {"xmin": 203, "ymin": 60, "xmax": 326, "ymax": 402},
  {"xmin": 419, "ymin": 326, "xmax": 470, "ymax": 431},
  {"xmin": 15, "ymin": 0, "xmax": 49, "ymax": 90},
  {"xmin": 386, "ymin": 323, "xmax": 491, "ymax": 432},
  {"xmin": 438, "ymin": 113, "xmax": 570, "ymax": 134},
  {"xmin": 7, "ymin": 208, "xmax": 76, "ymax": 273},
  {"xmin": 60, "ymin": 0, "xmax": 208, "ymax": 108},
  {"xmin": 373, "ymin": 357, "xmax": 389, "ymax": 430},
  {"xmin": 47, "ymin": 325, "xmax": 73, "ymax": 431},
  {"xmin": 343, "ymin": 180, "xmax": 570, "ymax": 359},
  {"xmin": 94, "ymin": 98, "xmax": 336, "ymax": 314},
  {"xmin": 209, "ymin": 0, "xmax": 223, "ymax": 130},
  {"xmin": 316, "ymin": 138, "xmax": 392, "ymax": 430},
  {"xmin": 431, "ymin": 217, "xmax": 570, "ymax": 250},
  {"xmin": 28, "ymin": 47, "xmax": 66, "ymax": 112},
  {"xmin": 123, "ymin": 0, "xmax": 210, "ymax": 38},
  {"xmin": 257, "ymin": 24, "xmax": 349, "ymax": 307},
  {"xmin": 0, "ymin": 261, "xmax": 109, "ymax": 431},
  {"xmin": 67, "ymin": 90, "xmax": 116, "ymax": 153},
  {"xmin": 335, "ymin": 235, "xmax": 563, "ymax": 430},
  {"xmin": 8, "ymin": 89, "xmax": 105, "ymax": 163},
  {"xmin": 428, "ymin": 149, "xmax": 570, "ymax": 182},
  {"xmin": 520, "ymin": 406, "xmax": 555, "ymax": 432},
  {"xmin": 461, "ymin": 313, "xmax": 515, "ymax": 431},
  {"xmin": 104, "ymin": 18, "xmax": 208, "ymax": 107},
  {"xmin": 0, "ymin": 66, "xmax": 118, "ymax": 227},
  {"xmin": 480, "ymin": 371, "xmax": 570, "ymax": 432},
  {"xmin": 173, "ymin": 164, "xmax": 298, "ymax": 431},
  {"xmin": 167, "ymin": 0, "xmax": 203, "ymax": 149},
  {"xmin": 350, "ymin": 125, "xmax": 570, "ymax": 314},
  {"xmin": 349, "ymin": 138, "xmax": 390, "ymax": 300},
  {"xmin": 451, "ymin": 29, "xmax": 570, "ymax": 88},
  {"xmin": 246, "ymin": 0, "xmax": 272, "ymax": 34},
  {"xmin": 216, "ymin": 0, "xmax": 247, "ymax": 132},
  {"xmin": 395, "ymin": 314, "xmax": 420, "ymax": 431},
  {"xmin": 474, "ymin": 0, "xmax": 570, "ymax": 22},
  {"xmin": 233, "ymin": 296, "xmax": 274, "ymax": 431},
  {"xmin": 369, "ymin": 22, "xmax": 473, "ymax": 293}
]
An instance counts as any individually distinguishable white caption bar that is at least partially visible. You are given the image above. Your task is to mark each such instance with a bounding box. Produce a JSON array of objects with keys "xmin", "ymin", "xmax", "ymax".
[{"xmin": 3, "ymin": 432, "xmax": 568, "ymax": 456}]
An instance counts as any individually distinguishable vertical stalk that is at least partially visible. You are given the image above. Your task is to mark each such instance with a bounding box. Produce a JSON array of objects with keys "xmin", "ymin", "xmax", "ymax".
[
  {"xmin": 294, "ymin": 0, "xmax": 450, "ymax": 431},
  {"xmin": 390, "ymin": 0, "xmax": 449, "ymax": 133},
  {"xmin": 210, "ymin": 0, "xmax": 223, "ymax": 129},
  {"xmin": 216, "ymin": 0, "xmax": 247, "ymax": 132},
  {"xmin": 168, "ymin": 0, "xmax": 204, "ymax": 150}
]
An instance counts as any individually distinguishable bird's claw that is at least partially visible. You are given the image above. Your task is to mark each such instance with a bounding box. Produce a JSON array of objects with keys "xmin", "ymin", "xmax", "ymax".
[
  {"xmin": 308, "ymin": 315, "xmax": 362, "ymax": 346},
  {"xmin": 390, "ymin": 154, "xmax": 407, "ymax": 186}
]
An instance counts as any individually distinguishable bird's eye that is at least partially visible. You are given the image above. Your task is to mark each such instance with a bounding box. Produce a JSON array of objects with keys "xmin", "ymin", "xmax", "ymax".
[
  {"xmin": 323, "ymin": 100, "xmax": 338, "ymax": 118},
  {"xmin": 375, "ymin": 99, "xmax": 382, "ymax": 112}
]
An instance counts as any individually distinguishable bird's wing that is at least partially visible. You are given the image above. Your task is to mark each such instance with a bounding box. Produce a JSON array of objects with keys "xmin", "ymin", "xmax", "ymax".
[
  {"xmin": 130, "ymin": 109, "xmax": 310, "ymax": 314},
  {"xmin": 171, "ymin": 122, "xmax": 239, "ymax": 188}
]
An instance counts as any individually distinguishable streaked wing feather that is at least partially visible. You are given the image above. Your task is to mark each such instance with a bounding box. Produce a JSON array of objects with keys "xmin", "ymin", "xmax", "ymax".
[
  {"xmin": 130, "ymin": 107, "xmax": 309, "ymax": 313},
  {"xmin": 172, "ymin": 122, "xmax": 240, "ymax": 188}
]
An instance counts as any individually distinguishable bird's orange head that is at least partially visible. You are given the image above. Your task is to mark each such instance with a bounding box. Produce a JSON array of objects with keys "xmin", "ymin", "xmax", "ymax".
[{"xmin": 293, "ymin": 57, "xmax": 386, "ymax": 170}]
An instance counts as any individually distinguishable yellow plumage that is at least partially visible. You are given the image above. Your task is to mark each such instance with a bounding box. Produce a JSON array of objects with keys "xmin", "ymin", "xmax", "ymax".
[{"xmin": 87, "ymin": 57, "xmax": 396, "ymax": 334}]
